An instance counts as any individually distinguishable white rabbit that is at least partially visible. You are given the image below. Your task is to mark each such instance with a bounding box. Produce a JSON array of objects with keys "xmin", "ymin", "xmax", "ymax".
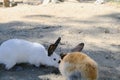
[
  {"xmin": 0, "ymin": 37, "xmax": 61, "ymax": 70},
  {"xmin": 59, "ymin": 43, "xmax": 98, "ymax": 80}
]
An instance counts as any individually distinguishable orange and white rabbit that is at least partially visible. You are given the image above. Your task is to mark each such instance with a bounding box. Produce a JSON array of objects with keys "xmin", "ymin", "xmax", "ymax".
[{"xmin": 59, "ymin": 43, "xmax": 98, "ymax": 80}]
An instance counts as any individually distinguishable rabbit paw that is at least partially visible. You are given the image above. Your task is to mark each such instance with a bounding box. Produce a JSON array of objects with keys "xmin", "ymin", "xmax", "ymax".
[{"xmin": 5, "ymin": 62, "xmax": 16, "ymax": 70}]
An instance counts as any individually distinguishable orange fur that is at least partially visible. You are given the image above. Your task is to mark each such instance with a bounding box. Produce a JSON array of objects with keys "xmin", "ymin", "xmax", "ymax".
[{"xmin": 59, "ymin": 52, "xmax": 98, "ymax": 80}]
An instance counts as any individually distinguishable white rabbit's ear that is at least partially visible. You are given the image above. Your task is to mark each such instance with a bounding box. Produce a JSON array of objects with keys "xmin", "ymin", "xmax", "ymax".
[
  {"xmin": 48, "ymin": 37, "xmax": 61, "ymax": 56},
  {"xmin": 71, "ymin": 43, "xmax": 84, "ymax": 52}
]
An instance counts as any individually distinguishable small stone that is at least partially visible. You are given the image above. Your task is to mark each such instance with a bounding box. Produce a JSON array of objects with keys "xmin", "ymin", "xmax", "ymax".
[
  {"xmin": 104, "ymin": 29, "xmax": 110, "ymax": 33},
  {"xmin": 105, "ymin": 55, "xmax": 109, "ymax": 59}
]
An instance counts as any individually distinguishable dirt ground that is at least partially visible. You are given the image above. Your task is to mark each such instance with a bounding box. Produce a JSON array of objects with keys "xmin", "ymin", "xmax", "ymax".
[{"xmin": 0, "ymin": 1, "xmax": 120, "ymax": 80}]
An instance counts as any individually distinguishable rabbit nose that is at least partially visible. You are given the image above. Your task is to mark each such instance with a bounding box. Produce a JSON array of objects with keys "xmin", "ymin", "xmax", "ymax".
[{"xmin": 58, "ymin": 60, "xmax": 61, "ymax": 64}]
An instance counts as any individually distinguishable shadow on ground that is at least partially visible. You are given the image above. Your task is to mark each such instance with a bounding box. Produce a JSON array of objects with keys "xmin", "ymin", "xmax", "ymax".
[{"xmin": 0, "ymin": 21, "xmax": 63, "ymax": 44}]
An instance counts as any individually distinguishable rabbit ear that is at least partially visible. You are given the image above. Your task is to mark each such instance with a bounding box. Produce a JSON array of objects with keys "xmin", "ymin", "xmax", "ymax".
[
  {"xmin": 48, "ymin": 37, "xmax": 61, "ymax": 56},
  {"xmin": 71, "ymin": 43, "xmax": 84, "ymax": 52},
  {"xmin": 60, "ymin": 53, "xmax": 67, "ymax": 59}
]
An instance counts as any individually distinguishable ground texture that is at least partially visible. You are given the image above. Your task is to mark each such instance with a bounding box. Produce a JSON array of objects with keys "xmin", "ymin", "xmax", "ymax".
[{"xmin": 0, "ymin": 1, "xmax": 120, "ymax": 80}]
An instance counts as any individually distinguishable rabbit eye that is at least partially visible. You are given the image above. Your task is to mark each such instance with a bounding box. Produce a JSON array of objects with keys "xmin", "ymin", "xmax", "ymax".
[{"xmin": 53, "ymin": 58, "xmax": 56, "ymax": 61}]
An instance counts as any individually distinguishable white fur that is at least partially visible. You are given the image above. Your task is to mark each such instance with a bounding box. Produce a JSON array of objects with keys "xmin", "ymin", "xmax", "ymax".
[
  {"xmin": 94, "ymin": 0, "xmax": 104, "ymax": 4},
  {"xmin": 0, "ymin": 39, "xmax": 60, "ymax": 70},
  {"xmin": 42, "ymin": 0, "xmax": 58, "ymax": 5},
  {"xmin": 59, "ymin": 62, "xmax": 73, "ymax": 79}
]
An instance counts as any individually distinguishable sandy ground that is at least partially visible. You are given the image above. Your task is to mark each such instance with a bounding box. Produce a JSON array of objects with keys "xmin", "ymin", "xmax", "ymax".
[{"xmin": 0, "ymin": 1, "xmax": 120, "ymax": 80}]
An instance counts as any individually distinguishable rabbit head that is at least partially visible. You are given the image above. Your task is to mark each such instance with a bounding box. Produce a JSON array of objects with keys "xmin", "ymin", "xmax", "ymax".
[
  {"xmin": 46, "ymin": 37, "xmax": 61, "ymax": 68},
  {"xmin": 60, "ymin": 43, "xmax": 84, "ymax": 59}
]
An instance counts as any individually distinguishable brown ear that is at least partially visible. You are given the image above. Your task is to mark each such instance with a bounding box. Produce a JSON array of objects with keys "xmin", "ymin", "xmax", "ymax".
[
  {"xmin": 60, "ymin": 53, "xmax": 67, "ymax": 59},
  {"xmin": 48, "ymin": 37, "xmax": 61, "ymax": 56},
  {"xmin": 71, "ymin": 43, "xmax": 84, "ymax": 52}
]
